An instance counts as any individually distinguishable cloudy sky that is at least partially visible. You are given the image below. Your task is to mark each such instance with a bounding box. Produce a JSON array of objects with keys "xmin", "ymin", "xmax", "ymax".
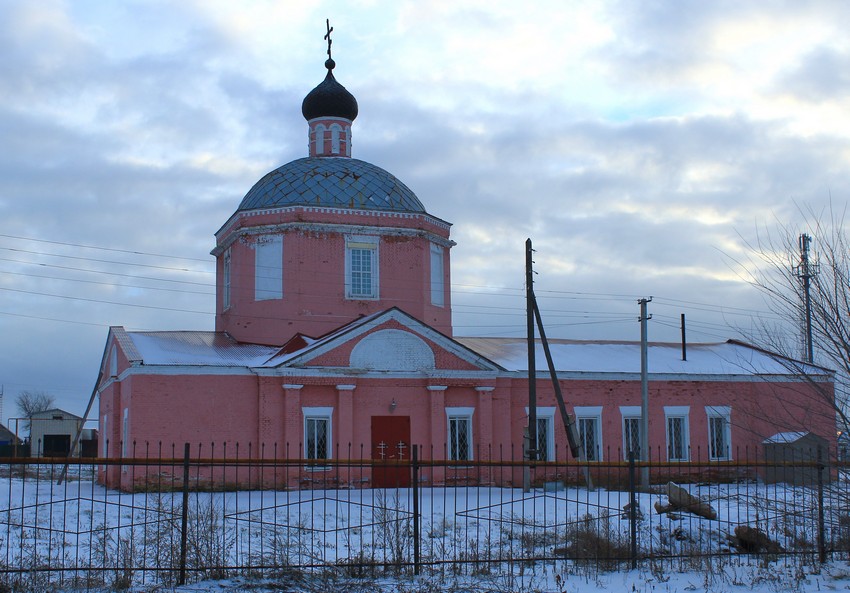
[{"xmin": 1, "ymin": 0, "xmax": 848, "ymax": 425}]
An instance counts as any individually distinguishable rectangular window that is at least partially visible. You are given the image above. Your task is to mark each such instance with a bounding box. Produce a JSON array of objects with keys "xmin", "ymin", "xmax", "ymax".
[
  {"xmin": 223, "ymin": 248, "xmax": 232, "ymax": 310},
  {"xmin": 620, "ymin": 405, "xmax": 641, "ymax": 460},
  {"xmin": 121, "ymin": 408, "xmax": 129, "ymax": 472},
  {"xmin": 706, "ymin": 406, "xmax": 732, "ymax": 461},
  {"xmin": 446, "ymin": 407, "xmax": 474, "ymax": 461},
  {"xmin": 303, "ymin": 407, "xmax": 333, "ymax": 465},
  {"xmin": 575, "ymin": 406, "xmax": 602, "ymax": 462},
  {"xmin": 665, "ymin": 406, "xmax": 690, "ymax": 461},
  {"xmin": 345, "ymin": 236, "xmax": 379, "ymax": 299},
  {"xmin": 121, "ymin": 408, "xmax": 129, "ymax": 458},
  {"xmin": 526, "ymin": 406, "xmax": 555, "ymax": 461},
  {"xmin": 623, "ymin": 417, "xmax": 641, "ymax": 460},
  {"xmin": 255, "ymin": 235, "xmax": 283, "ymax": 300},
  {"xmin": 430, "ymin": 243, "xmax": 444, "ymax": 307}
]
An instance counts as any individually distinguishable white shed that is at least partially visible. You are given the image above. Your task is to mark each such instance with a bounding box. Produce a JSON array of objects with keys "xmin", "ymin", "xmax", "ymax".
[{"xmin": 29, "ymin": 409, "xmax": 83, "ymax": 457}]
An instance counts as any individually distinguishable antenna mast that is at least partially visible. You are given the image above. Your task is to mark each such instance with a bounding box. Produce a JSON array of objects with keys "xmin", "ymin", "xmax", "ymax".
[{"xmin": 793, "ymin": 234, "xmax": 818, "ymax": 363}]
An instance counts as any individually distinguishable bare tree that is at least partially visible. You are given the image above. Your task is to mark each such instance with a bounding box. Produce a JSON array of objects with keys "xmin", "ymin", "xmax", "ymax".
[
  {"xmin": 16, "ymin": 390, "xmax": 56, "ymax": 431},
  {"xmin": 734, "ymin": 202, "xmax": 849, "ymax": 434}
]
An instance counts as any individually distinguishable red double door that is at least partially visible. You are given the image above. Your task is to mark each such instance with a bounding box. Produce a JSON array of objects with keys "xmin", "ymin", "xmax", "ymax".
[{"xmin": 371, "ymin": 415, "xmax": 411, "ymax": 488}]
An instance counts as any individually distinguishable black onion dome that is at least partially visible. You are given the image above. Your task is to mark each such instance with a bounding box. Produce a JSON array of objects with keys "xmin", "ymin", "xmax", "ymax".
[
  {"xmin": 238, "ymin": 158, "xmax": 426, "ymax": 213},
  {"xmin": 301, "ymin": 59, "xmax": 359, "ymax": 121}
]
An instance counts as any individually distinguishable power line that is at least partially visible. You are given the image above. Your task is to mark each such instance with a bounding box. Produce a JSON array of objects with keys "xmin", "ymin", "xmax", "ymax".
[
  {"xmin": 0, "ymin": 247, "xmax": 213, "ymax": 274},
  {"xmin": 0, "ymin": 287, "xmax": 213, "ymax": 315},
  {"xmin": 0, "ymin": 233, "xmax": 210, "ymax": 263},
  {"xmin": 0, "ymin": 269, "xmax": 215, "ymax": 295},
  {"xmin": 0, "ymin": 257, "xmax": 214, "ymax": 287}
]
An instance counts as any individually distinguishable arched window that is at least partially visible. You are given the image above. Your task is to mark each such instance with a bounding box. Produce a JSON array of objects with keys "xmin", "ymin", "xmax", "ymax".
[
  {"xmin": 314, "ymin": 124, "xmax": 326, "ymax": 155},
  {"xmin": 330, "ymin": 124, "xmax": 342, "ymax": 154}
]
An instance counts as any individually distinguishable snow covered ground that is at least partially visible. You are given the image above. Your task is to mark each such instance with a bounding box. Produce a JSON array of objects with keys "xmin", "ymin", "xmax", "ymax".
[{"xmin": 0, "ymin": 465, "xmax": 847, "ymax": 592}]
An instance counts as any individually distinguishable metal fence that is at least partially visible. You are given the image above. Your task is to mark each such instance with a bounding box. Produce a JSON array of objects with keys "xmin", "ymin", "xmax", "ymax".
[{"xmin": 0, "ymin": 444, "xmax": 846, "ymax": 591}]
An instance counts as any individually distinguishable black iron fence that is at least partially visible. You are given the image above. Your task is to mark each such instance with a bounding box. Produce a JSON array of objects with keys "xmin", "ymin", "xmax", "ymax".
[{"xmin": 0, "ymin": 444, "xmax": 846, "ymax": 591}]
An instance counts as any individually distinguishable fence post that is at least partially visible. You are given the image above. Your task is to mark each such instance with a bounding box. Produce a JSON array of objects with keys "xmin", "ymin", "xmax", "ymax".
[
  {"xmin": 628, "ymin": 450, "xmax": 637, "ymax": 569},
  {"xmin": 179, "ymin": 442, "xmax": 190, "ymax": 585},
  {"xmin": 412, "ymin": 444, "xmax": 420, "ymax": 576},
  {"xmin": 817, "ymin": 446, "xmax": 826, "ymax": 563}
]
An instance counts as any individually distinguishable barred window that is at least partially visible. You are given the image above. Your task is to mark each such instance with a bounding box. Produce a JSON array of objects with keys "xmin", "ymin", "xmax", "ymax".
[
  {"xmin": 447, "ymin": 408, "xmax": 474, "ymax": 461},
  {"xmin": 536, "ymin": 417, "xmax": 550, "ymax": 461},
  {"xmin": 578, "ymin": 417, "xmax": 600, "ymax": 461},
  {"xmin": 707, "ymin": 406, "xmax": 731, "ymax": 461},
  {"xmin": 303, "ymin": 407, "xmax": 333, "ymax": 465},
  {"xmin": 623, "ymin": 417, "xmax": 641, "ymax": 460}
]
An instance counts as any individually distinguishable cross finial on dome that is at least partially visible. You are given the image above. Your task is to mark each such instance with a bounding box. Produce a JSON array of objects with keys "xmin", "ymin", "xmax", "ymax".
[{"xmin": 324, "ymin": 19, "xmax": 335, "ymax": 69}]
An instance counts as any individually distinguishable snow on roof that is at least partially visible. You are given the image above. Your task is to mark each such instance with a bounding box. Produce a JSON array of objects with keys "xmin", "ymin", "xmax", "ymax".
[
  {"xmin": 454, "ymin": 338, "xmax": 828, "ymax": 377},
  {"xmin": 122, "ymin": 325, "xmax": 828, "ymax": 379},
  {"xmin": 762, "ymin": 431, "xmax": 813, "ymax": 444},
  {"xmin": 127, "ymin": 331, "xmax": 282, "ymax": 367}
]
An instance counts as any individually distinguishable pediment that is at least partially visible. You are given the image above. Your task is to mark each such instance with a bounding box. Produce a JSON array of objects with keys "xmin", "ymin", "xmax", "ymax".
[{"xmin": 277, "ymin": 308, "xmax": 503, "ymax": 373}]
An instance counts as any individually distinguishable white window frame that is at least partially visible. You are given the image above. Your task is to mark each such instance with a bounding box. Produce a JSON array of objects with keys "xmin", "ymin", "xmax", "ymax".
[
  {"xmin": 223, "ymin": 248, "xmax": 232, "ymax": 310},
  {"xmin": 303, "ymin": 407, "xmax": 333, "ymax": 469},
  {"xmin": 706, "ymin": 406, "xmax": 732, "ymax": 461},
  {"xmin": 345, "ymin": 235, "xmax": 379, "ymax": 300},
  {"xmin": 121, "ymin": 408, "xmax": 129, "ymax": 472},
  {"xmin": 446, "ymin": 407, "xmax": 474, "ymax": 462},
  {"xmin": 619, "ymin": 405, "xmax": 641, "ymax": 461},
  {"xmin": 255, "ymin": 235, "xmax": 283, "ymax": 301},
  {"xmin": 109, "ymin": 347, "xmax": 118, "ymax": 377},
  {"xmin": 574, "ymin": 406, "xmax": 603, "ymax": 462},
  {"xmin": 102, "ymin": 414, "xmax": 108, "ymax": 459},
  {"xmin": 525, "ymin": 407, "xmax": 555, "ymax": 462},
  {"xmin": 330, "ymin": 123, "xmax": 342, "ymax": 154},
  {"xmin": 430, "ymin": 243, "xmax": 445, "ymax": 307},
  {"xmin": 314, "ymin": 123, "xmax": 326, "ymax": 155},
  {"xmin": 664, "ymin": 406, "xmax": 690, "ymax": 462}
]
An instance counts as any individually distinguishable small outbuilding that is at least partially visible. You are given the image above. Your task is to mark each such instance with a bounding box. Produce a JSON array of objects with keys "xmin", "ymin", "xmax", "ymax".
[
  {"xmin": 762, "ymin": 431, "xmax": 830, "ymax": 485},
  {"xmin": 29, "ymin": 409, "xmax": 84, "ymax": 457}
]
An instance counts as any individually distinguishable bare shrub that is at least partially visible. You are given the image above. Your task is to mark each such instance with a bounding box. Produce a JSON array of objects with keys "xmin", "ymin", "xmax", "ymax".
[{"xmin": 557, "ymin": 513, "xmax": 631, "ymax": 571}]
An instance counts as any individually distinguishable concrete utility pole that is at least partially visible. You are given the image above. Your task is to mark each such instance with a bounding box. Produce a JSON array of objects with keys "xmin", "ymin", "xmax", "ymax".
[
  {"xmin": 526, "ymin": 238, "xmax": 537, "ymax": 463},
  {"xmin": 639, "ymin": 298, "xmax": 652, "ymax": 488},
  {"xmin": 794, "ymin": 234, "xmax": 818, "ymax": 363}
]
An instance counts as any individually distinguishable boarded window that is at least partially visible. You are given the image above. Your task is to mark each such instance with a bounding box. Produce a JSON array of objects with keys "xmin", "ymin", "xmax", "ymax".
[
  {"xmin": 430, "ymin": 243, "xmax": 444, "ymax": 307},
  {"xmin": 223, "ymin": 249, "xmax": 232, "ymax": 309},
  {"xmin": 255, "ymin": 235, "xmax": 283, "ymax": 301}
]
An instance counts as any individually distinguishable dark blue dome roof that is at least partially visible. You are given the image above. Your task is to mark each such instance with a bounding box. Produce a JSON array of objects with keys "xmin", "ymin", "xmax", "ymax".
[
  {"xmin": 238, "ymin": 158, "xmax": 426, "ymax": 213},
  {"xmin": 301, "ymin": 64, "xmax": 358, "ymax": 121}
]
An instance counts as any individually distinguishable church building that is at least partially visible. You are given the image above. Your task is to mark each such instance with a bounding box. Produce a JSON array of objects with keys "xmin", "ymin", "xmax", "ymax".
[{"xmin": 96, "ymin": 39, "xmax": 836, "ymax": 490}]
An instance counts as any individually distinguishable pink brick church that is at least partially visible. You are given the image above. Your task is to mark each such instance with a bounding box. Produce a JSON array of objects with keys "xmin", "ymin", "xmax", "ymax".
[{"xmin": 96, "ymin": 43, "xmax": 835, "ymax": 490}]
